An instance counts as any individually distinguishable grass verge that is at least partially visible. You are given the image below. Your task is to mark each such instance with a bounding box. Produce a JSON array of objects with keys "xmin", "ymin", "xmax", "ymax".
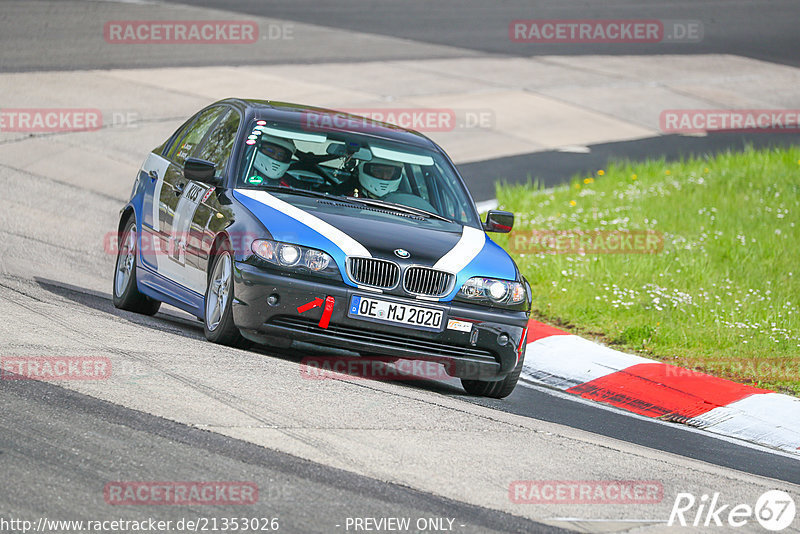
[{"xmin": 493, "ymin": 146, "xmax": 800, "ymax": 395}]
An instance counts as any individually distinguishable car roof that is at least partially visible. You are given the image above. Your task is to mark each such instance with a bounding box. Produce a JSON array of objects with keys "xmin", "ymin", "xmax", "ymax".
[{"xmin": 217, "ymin": 98, "xmax": 439, "ymax": 150}]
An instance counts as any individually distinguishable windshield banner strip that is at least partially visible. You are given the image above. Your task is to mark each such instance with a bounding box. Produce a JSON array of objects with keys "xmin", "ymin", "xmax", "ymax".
[
  {"xmin": 236, "ymin": 189, "xmax": 372, "ymax": 258},
  {"xmin": 433, "ymin": 226, "xmax": 486, "ymax": 274}
]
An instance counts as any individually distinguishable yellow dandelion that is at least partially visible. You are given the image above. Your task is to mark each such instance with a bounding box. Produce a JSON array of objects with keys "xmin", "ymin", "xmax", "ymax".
[
  {"xmin": 583, "ymin": 177, "xmax": 594, "ymax": 184},
  {"xmin": 631, "ymin": 174, "xmax": 638, "ymax": 180},
  {"xmin": 665, "ymin": 170, "xmax": 671, "ymax": 176},
  {"xmin": 704, "ymin": 167, "xmax": 709, "ymax": 173},
  {"xmin": 597, "ymin": 170, "xmax": 605, "ymax": 176},
  {"xmin": 574, "ymin": 183, "xmax": 581, "ymax": 189},
  {"xmin": 569, "ymin": 200, "xmax": 577, "ymax": 206}
]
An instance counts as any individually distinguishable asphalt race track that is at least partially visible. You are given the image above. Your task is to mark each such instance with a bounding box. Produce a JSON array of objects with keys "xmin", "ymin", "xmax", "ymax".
[
  {"xmin": 1, "ymin": 366, "xmax": 563, "ymax": 534},
  {"xmin": 170, "ymin": 0, "xmax": 800, "ymax": 67},
  {"xmin": 1, "ymin": 1, "xmax": 799, "ymax": 533}
]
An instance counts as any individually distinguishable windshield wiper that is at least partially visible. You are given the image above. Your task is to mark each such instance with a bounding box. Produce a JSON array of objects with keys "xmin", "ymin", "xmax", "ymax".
[
  {"xmin": 259, "ymin": 185, "xmax": 354, "ymax": 204},
  {"xmin": 345, "ymin": 196, "xmax": 454, "ymax": 223},
  {"xmin": 258, "ymin": 185, "xmax": 454, "ymax": 223}
]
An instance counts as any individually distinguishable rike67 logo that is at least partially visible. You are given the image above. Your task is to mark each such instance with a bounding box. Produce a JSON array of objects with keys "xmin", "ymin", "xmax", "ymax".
[{"xmin": 669, "ymin": 490, "xmax": 796, "ymax": 531}]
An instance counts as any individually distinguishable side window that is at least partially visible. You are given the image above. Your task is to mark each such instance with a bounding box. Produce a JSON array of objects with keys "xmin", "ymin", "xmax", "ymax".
[
  {"xmin": 196, "ymin": 109, "xmax": 241, "ymax": 178},
  {"xmin": 169, "ymin": 107, "xmax": 225, "ymax": 167},
  {"xmin": 161, "ymin": 118, "xmax": 192, "ymax": 158}
]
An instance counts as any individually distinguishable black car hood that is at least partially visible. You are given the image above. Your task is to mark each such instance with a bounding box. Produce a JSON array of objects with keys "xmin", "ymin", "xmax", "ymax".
[
  {"xmin": 233, "ymin": 189, "xmax": 518, "ymax": 293},
  {"xmin": 307, "ymin": 203, "xmax": 465, "ymax": 264}
]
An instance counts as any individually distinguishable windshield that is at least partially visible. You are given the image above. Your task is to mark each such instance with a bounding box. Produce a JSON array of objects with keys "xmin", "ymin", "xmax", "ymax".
[{"xmin": 236, "ymin": 119, "xmax": 480, "ymax": 227}]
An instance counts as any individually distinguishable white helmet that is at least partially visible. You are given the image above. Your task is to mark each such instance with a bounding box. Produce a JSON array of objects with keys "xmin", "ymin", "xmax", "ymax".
[
  {"xmin": 358, "ymin": 157, "xmax": 403, "ymax": 197},
  {"xmin": 254, "ymin": 135, "xmax": 296, "ymax": 179}
]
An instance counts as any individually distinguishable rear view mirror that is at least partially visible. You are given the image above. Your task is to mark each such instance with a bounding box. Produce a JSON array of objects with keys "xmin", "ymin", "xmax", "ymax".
[
  {"xmin": 483, "ymin": 210, "xmax": 514, "ymax": 233},
  {"xmin": 326, "ymin": 142, "xmax": 373, "ymax": 161},
  {"xmin": 184, "ymin": 157, "xmax": 218, "ymax": 185},
  {"xmin": 326, "ymin": 142, "xmax": 347, "ymax": 156}
]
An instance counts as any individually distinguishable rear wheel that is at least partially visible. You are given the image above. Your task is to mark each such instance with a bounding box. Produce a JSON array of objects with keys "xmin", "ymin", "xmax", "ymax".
[
  {"xmin": 112, "ymin": 218, "xmax": 160, "ymax": 316},
  {"xmin": 461, "ymin": 348, "xmax": 525, "ymax": 399},
  {"xmin": 204, "ymin": 243, "xmax": 249, "ymax": 348}
]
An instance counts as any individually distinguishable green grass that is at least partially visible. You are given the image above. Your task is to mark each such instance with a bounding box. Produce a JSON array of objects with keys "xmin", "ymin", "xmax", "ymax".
[{"xmin": 493, "ymin": 146, "xmax": 800, "ymax": 395}]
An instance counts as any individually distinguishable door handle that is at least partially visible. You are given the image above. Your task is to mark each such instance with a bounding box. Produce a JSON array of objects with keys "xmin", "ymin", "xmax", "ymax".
[{"xmin": 175, "ymin": 183, "xmax": 185, "ymax": 196}]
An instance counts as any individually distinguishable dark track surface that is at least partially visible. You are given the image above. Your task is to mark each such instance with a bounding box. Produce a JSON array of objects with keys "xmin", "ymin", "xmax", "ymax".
[
  {"xmin": 166, "ymin": 0, "xmax": 800, "ymax": 67},
  {"xmin": 471, "ymin": 380, "xmax": 800, "ymax": 486},
  {"xmin": 458, "ymin": 132, "xmax": 800, "ymax": 201},
  {"xmin": 0, "ymin": 368, "xmax": 566, "ymax": 534}
]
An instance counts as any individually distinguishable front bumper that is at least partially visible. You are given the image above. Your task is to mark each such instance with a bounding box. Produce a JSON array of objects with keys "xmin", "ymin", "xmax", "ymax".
[{"xmin": 232, "ymin": 263, "xmax": 529, "ymax": 380}]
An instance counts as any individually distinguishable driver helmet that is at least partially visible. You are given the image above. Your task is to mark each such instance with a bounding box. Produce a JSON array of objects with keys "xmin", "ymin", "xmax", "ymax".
[
  {"xmin": 358, "ymin": 157, "xmax": 403, "ymax": 197},
  {"xmin": 254, "ymin": 135, "xmax": 296, "ymax": 179}
]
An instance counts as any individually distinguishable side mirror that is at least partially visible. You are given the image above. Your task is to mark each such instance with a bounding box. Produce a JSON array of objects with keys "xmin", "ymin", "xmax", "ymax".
[
  {"xmin": 184, "ymin": 157, "xmax": 218, "ymax": 185},
  {"xmin": 483, "ymin": 210, "xmax": 514, "ymax": 233}
]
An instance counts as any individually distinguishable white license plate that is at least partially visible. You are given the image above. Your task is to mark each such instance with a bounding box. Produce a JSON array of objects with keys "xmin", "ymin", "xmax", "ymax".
[{"xmin": 348, "ymin": 295, "xmax": 444, "ymax": 330}]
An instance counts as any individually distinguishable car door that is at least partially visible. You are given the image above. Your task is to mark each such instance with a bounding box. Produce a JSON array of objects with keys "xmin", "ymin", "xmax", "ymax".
[
  {"xmin": 183, "ymin": 108, "xmax": 242, "ymax": 278},
  {"xmin": 155, "ymin": 106, "xmax": 226, "ymax": 294}
]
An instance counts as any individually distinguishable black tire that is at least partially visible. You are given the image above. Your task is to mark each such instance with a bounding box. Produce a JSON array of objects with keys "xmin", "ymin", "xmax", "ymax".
[
  {"xmin": 203, "ymin": 242, "xmax": 250, "ymax": 348},
  {"xmin": 112, "ymin": 217, "xmax": 161, "ymax": 316},
  {"xmin": 461, "ymin": 346, "xmax": 525, "ymax": 399}
]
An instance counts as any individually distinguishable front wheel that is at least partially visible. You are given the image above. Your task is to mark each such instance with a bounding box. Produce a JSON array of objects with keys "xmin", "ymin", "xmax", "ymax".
[
  {"xmin": 204, "ymin": 244, "xmax": 249, "ymax": 348},
  {"xmin": 461, "ymin": 348, "xmax": 525, "ymax": 399},
  {"xmin": 112, "ymin": 218, "xmax": 160, "ymax": 316}
]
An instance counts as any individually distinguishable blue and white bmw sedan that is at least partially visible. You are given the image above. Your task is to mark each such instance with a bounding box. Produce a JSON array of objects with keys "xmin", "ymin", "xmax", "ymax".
[{"xmin": 113, "ymin": 98, "xmax": 531, "ymax": 398}]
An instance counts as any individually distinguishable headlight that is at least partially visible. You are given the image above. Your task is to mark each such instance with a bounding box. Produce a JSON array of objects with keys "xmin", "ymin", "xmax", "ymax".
[
  {"xmin": 252, "ymin": 239, "xmax": 337, "ymax": 276},
  {"xmin": 457, "ymin": 277, "xmax": 527, "ymax": 306},
  {"xmin": 304, "ymin": 249, "xmax": 331, "ymax": 271},
  {"xmin": 278, "ymin": 244, "xmax": 301, "ymax": 266}
]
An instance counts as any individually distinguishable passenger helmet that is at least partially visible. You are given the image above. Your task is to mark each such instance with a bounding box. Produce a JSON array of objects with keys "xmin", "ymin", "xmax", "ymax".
[{"xmin": 358, "ymin": 157, "xmax": 403, "ymax": 197}]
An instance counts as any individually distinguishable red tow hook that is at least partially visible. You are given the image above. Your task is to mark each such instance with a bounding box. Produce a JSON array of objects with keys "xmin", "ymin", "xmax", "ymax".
[
  {"xmin": 297, "ymin": 296, "xmax": 336, "ymax": 329},
  {"xmin": 319, "ymin": 296, "xmax": 335, "ymax": 329}
]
